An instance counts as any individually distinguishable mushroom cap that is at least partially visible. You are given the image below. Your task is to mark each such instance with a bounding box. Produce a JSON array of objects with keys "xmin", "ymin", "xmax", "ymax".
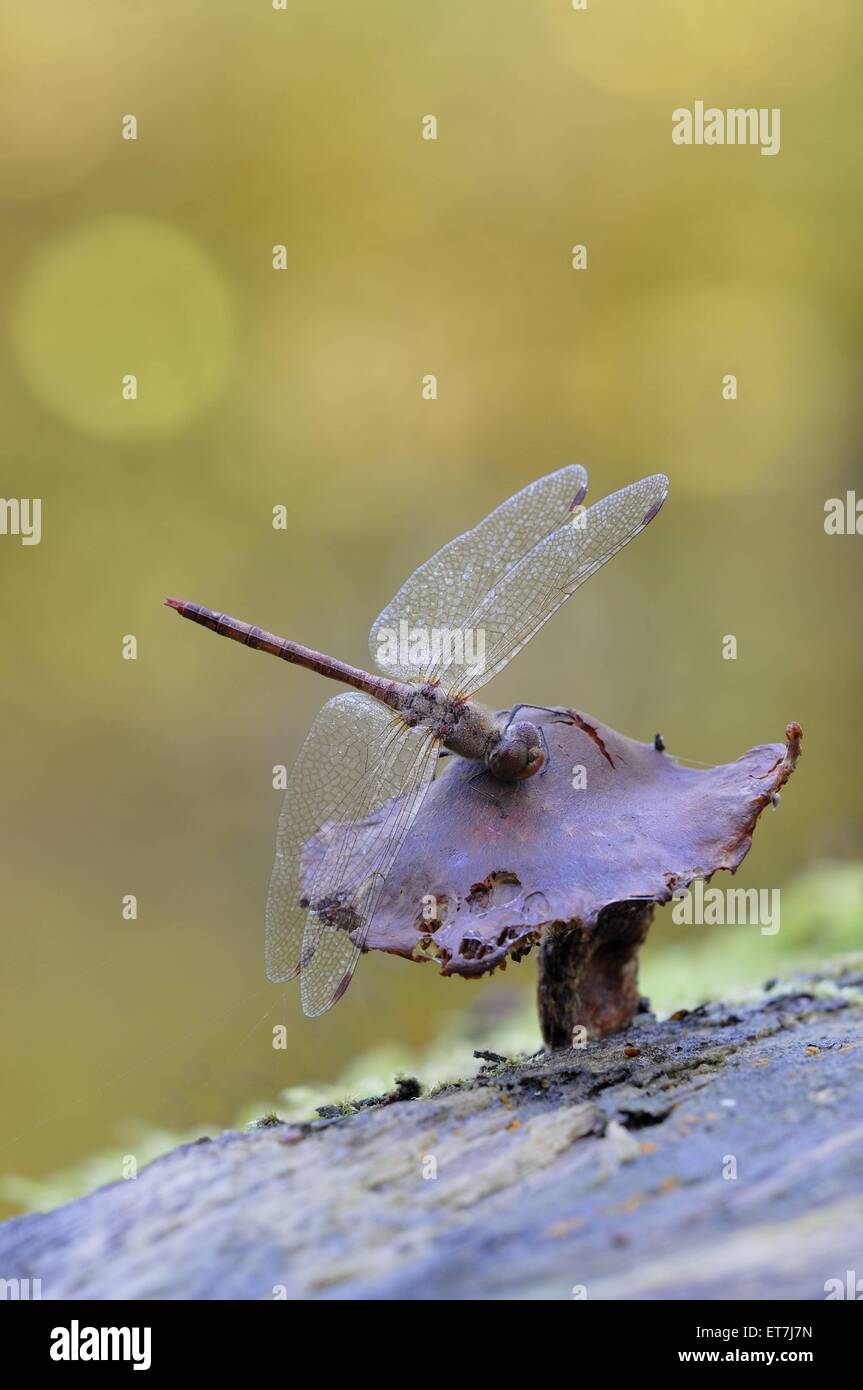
[{"xmin": 303, "ymin": 710, "xmax": 802, "ymax": 978}]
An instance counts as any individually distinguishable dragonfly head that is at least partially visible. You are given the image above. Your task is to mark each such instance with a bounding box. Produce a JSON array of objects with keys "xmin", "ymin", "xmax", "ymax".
[{"xmin": 487, "ymin": 720, "xmax": 547, "ymax": 782}]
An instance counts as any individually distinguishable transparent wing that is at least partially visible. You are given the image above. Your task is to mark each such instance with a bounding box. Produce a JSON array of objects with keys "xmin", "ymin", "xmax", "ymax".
[
  {"xmin": 299, "ymin": 721, "xmax": 439, "ymax": 1017},
  {"xmin": 440, "ymin": 473, "xmax": 668, "ymax": 698},
  {"xmin": 262, "ymin": 689, "xmax": 436, "ymax": 1017},
  {"xmin": 266, "ymin": 692, "xmax": 384, "ymax": 985},
  {"xmin": 369, "ymin": 464, "xmax": 588, "ymax": 684}
]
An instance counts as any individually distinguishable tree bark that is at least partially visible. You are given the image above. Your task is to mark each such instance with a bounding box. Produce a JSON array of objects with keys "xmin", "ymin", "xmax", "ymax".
[{"xmin": 1, "ymin": 956, "xmax": 861, "ymax": 1301}]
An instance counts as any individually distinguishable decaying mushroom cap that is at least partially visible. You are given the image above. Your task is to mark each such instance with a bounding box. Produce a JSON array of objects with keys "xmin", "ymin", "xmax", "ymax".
[
  {"xmin": 308, "ymin": 710, "xmax": 801, "ymax": 970},
  {"xmin": 303, "ymin": 709, "xmax": 802, "ymax": 1040}
]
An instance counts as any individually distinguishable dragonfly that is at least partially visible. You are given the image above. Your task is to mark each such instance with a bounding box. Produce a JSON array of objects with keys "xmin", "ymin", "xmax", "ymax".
[{"xmin": 165, "ymin": 465, "xmax": 668, "ymax": 1017}]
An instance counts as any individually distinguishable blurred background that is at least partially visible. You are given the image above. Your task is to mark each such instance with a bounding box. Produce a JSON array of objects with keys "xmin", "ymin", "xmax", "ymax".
[{"xmin": 1, "ymin": 0, "xmax": 861, "ymax": 1217}]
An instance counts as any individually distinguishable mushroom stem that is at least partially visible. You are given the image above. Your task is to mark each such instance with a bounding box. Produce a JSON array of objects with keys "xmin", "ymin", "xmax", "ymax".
[{"xmin": 536, "ymin": 901, "xmax": 655, "ymax": 1047}]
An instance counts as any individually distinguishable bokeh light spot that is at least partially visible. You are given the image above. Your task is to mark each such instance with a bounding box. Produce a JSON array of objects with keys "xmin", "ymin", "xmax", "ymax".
[{"xmin": 8, "ymin": 216, "xmax": 233, "ymax": 438}]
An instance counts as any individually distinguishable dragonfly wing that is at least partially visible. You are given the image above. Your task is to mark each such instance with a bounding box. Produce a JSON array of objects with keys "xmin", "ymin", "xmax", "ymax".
[
  {"xmin": 264, "ymin": 686, "xmax": 436, "ymax": 995},
  {"xmin": 265, "ymin": 689, "xmax": 380, "ymax": 984},
  {"xmin": 369, "ymin": 464, "xmax": 588, "ymax": 683},
  {"xmin": 445, "ymin": 473, "xmax": 669, "ymax": 698},
  {"xmin": 298, "ymin": 725, "xmax": 440, "ymax": 1017}
]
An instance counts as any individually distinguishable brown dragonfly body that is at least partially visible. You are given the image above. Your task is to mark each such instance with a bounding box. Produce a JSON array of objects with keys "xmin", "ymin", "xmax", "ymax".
[
  {"xmin": 166, "ymin": 465, "xmax": 668, "ymax": 1016},
  {"xmin": 165, "ymin": 601, "xmax": 544, "ymax": 779}
]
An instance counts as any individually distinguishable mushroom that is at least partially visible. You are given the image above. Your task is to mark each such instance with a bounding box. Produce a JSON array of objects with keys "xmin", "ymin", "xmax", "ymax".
[{"xmin": 303, "ymin": 711, "xmax": 802, "ymax": 1047}]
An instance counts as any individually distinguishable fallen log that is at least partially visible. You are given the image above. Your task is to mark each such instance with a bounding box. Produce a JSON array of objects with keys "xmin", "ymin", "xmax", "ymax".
[{"xmin": 1, "ymin": 957, "xmax": 862, "ymax": 1300}]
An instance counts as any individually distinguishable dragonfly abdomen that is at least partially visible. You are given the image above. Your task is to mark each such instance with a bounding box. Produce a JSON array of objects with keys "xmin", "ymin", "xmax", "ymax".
[{"xmin": 164, "ymin": 599, "xmax": 407, "ymax": 708}]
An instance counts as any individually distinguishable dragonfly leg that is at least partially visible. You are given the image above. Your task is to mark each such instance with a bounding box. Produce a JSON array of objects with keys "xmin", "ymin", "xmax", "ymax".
[
  {"xmin": 534, "ymin": 725, "xmax": 552, "ymax": 777},
  {"xmin": 464, "ymin": 765, "xmax": 514, "ymax": 818},
  {"xmin": 502, "ymin": 702, "xmax": 565, "ymax": 726}
]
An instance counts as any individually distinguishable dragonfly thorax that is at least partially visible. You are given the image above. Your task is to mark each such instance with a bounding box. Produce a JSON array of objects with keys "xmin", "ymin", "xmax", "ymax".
[
  {"xmin": 399, "ymin": 683, "xmax": 494, "ymax": 762},
  {"xmin": 400, "ymin": 684, "xmax": 545, "ymax": 782}
]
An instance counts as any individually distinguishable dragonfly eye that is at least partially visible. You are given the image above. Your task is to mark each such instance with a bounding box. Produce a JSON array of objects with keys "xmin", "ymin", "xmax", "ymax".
[{"xmin": 523, "ymin": 742, "xmax": 547, "ymax": 779}]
